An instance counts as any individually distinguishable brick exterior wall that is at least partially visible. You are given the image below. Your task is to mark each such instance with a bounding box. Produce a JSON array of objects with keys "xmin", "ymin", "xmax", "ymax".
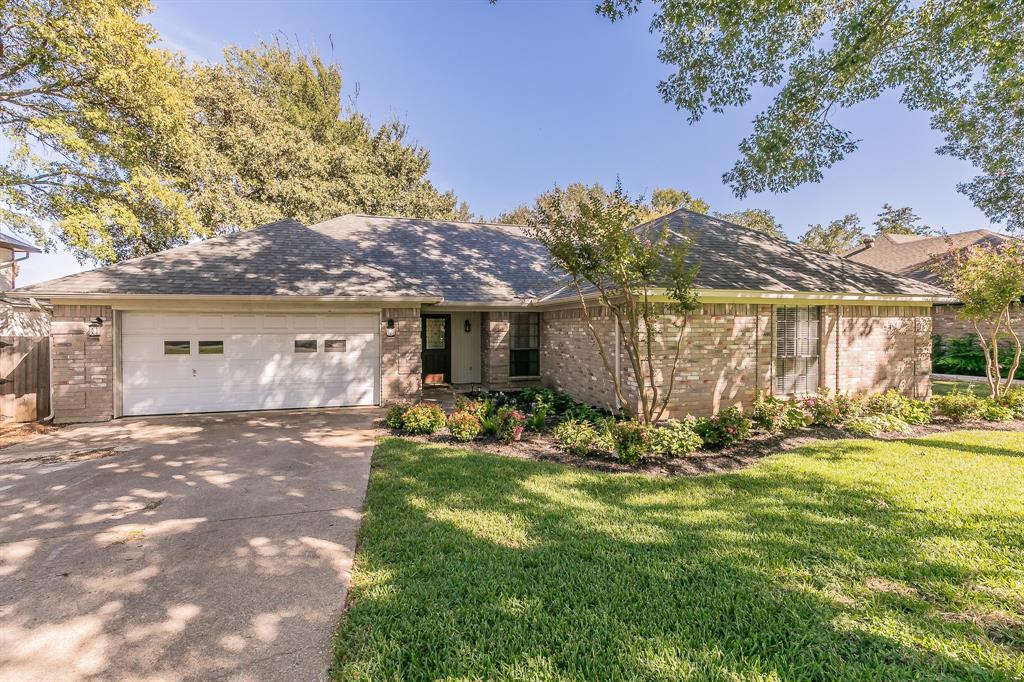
[
  {"xmin": 820, "ymin": 305, "xmax": 932, "ymax": 399},
  {"xmin": 381, "ymin": 307, "xmax": 421, "ymax": 402},
  {"xmin": 633, "ymin": 304, "xmax": 773, "ymax": 418},
  {"xmin": 539, "ymin": 302, "xmax": 931, "ymax": 418},
  {"xmin": 481, "ymin": 311, "xmax": 511, "ymax": 389},
  {"xmin": 932, "ymin": 302, "xmax": 1023, "ymax": 340},
  {"xmin": 540, "ymin": 306, "xmax": 625, "ymax": 413},
  {"xmin": 51, "ymin": 304, "xmax": 114, "ymax": 423}
]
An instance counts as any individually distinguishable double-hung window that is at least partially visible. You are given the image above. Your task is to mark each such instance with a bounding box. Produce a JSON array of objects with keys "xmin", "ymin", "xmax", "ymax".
[
  {"xmin": 509, "ymin": 312, "xmax": 540, "ymax": 377},
  {"xmin": 775, "ymin": 306, "xmax": 820, "ymax": 395}
]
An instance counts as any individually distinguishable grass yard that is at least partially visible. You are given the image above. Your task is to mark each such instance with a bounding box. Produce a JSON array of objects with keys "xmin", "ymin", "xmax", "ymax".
[
  {"xmin": 933, "ymin": 379, "xmax": 992, "ymax": 396},
  {"xmin": 333, "ymin": 432, "xmax": 1024, "ymax": 681}
]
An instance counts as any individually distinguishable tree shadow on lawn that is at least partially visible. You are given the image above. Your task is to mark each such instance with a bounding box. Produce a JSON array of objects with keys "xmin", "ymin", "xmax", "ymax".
[
  {"xmin": 333, "ymin": 438, "xmax": 1024, "ymax": 681},
  {"xmin": 899, "ymin": 433, "xmax": 1024, "ymax": 459}
]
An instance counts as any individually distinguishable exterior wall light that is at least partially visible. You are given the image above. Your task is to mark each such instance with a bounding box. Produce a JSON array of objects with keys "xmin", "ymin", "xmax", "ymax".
[
  {"xmin": 87, "ymin": 316, "xmax": 103, "ymax": 337},
  {"xmin": 464, "ymin": 319, "xmax": 471, "ymax": 333},
  {"xmin": 385, "ymin": 318, "xmax": 395, "ymax": 337}
]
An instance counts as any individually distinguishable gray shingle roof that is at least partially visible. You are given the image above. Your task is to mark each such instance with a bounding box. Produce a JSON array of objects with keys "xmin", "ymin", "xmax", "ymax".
[
  {"xmin": 543, "ymin": 209, "xmax": 949, "ymax": 300},
  {"xmin": 309, "ymin": 215, "xmax": 555, "ymax": 301},
  {"xmin": 16, "ymin": 219, "xmax": 431, "ymax": 298},
  {"xmin": 17, "ymin": 210, "xmax": 948, "ymax": 301},
  {"xmin": 844, "ymin": 230, "xmax": 1012, "ymax": 285}
]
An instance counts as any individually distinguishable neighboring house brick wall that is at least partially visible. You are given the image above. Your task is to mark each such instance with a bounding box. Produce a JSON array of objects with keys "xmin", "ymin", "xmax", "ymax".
[
  {"xmin": 820, "ymin": 305, "xmax": 931, "ymax": 398},
  {"xmin": 932, "ymin": 302, "xmax": 1024, "ymax": 340},
  {"xmin": 381, "ymin": 307, "xmax": 421, "ymax": 402},
  {"xmin": 51, "ymin": 304, "xmax": 114, "ymax": 423},
  {"xmin": 481, "ymin": 312, "xmax": 511, "ymax": 389}
]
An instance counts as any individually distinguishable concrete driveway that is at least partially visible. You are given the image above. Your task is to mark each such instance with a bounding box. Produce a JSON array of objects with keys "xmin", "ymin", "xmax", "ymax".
[{"xmin": 0, "ymin": 407, "xmax": 380, "ymax": 681}]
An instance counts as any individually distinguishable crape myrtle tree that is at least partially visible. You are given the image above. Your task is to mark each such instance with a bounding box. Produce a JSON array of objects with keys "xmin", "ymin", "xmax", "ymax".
[
  {"xmin": 528, "ymin": 183, "xmax": 699, "ymax": 424},
  {"xmin": 596, "ymin": 1, "xmax": 1024, "ymax": 233},
  {"xmin": 937, "ymin": 241, "xmax": 1024, "ymax": 399}
]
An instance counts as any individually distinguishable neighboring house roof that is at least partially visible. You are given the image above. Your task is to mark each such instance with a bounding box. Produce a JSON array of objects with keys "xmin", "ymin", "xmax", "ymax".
[
  {"xmin": 542, "ymin": 209, "xmax": 948, "ymax": 300},
  {"xmin": 843, "ymin": 230, "xmax": 1012, "ymax": 285},
  {"xmin": 15, "ymin": 210, "xmax": 947, "ymax": 302},
  {"xmin": 14, "ymin": 219, "xmax": 434, "ymax": 300},
  {"xmin": 0, "ymin": 232, "xmax": 41, "ymax": 253}
]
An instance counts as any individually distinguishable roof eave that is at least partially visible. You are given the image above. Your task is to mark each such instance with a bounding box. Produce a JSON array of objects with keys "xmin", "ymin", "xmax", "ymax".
[{"xmin": 6, "ymin": 292, "xmax": 445, "ymax": 304}]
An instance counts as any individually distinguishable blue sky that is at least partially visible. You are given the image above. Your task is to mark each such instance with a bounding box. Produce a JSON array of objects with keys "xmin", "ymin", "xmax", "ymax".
[{"xmin": 18, "ymin": 0, "xmax": 999, "ymax": 286}]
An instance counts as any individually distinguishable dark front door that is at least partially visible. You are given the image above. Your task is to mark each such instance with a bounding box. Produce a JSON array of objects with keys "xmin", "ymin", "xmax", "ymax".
[{"xmin": 421, "ymin": 314, "xmax": 451, "ymax": 384}]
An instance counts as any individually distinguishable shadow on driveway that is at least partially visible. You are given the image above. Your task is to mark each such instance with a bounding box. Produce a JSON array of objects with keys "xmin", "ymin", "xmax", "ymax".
[{"xmin": 0, "ymin": 407, "xmax": 380, "ymax": 681}]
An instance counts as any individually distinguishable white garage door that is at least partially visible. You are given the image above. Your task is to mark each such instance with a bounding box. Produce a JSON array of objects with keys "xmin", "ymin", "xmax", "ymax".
[{"xmin": 121, "ymin": 312, "xmax": 379, "ymax": 416}]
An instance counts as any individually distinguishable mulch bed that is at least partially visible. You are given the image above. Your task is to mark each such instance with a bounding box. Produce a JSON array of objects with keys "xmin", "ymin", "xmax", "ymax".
[
  {"xmin": 0, "ymin": 421, "xmax": 60, "ymax": 450},
  {"xmin": 377, "ymin": 418, "xmax": 1024, "ymax": 478}
]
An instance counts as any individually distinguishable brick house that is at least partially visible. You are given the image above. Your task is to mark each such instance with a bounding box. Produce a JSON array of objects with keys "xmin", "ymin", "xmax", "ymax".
[
  {"xmin": 844, "ymin": 230, "xmax": 1022, "ymax": 341},
  {"xmin": 12, "ymin": 209, "xmax": 946, "ymax": 423}
]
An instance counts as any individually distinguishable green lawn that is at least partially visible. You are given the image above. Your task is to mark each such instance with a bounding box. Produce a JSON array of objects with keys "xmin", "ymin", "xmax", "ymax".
[
  {"xmin": 933, "ymin": 379, "xmax": 991, "ymax": 396},
  {"xmin": 333, "ymin": 432, "xmax": 1024, "ymax": 680}
]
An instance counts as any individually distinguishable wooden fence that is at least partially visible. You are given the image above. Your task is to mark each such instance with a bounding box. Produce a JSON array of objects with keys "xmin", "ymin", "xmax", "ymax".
[{"xmin": 0, "ymin": 335, "xmax": 50, "ymax": 423}]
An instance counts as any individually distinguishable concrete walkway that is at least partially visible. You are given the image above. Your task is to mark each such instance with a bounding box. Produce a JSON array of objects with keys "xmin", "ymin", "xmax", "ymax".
[{"xmin": 0, "ymin": 407, "xmax": 380, "ymax": 681}]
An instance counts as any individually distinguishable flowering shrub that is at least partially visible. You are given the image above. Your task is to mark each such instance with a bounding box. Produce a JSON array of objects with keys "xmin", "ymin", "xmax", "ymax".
[
  {"xmin": 385, "ymin": 402, "xmax": 411, "ymax": 430},
  {"xmin": 801, "ymin": 389, "xmax": 861, "ymax": 426},
  {"xmin": 931, "ymin": 390, "xmax": 984, "ymax": 423},
  {"xmin": 454, "ymin": 396, "xmax": 490, "ymax": 420},
  {"xmin": 693, "ymin": 407, "xmax": 752, "ymax": 449},
  {"xmin": 612, "ymin": 420, "xmax": 652, "ymax": 464},
  {"xmin": 865, "ymin": 389, "xmax": 931, "ymax": 425},
  {"xmin": 845, "ymin": 414, "xmax": 912, "ymax": 437},
  {"xmin": 495, "ymin": 407, "xmax": 527, "ymax": 443},
  {"xmin": 446, "ymin": 411, "xmax": 482, "ymax": 441},
  {"xmin": 649, "ymin": 418, "xmax": 703, "ymax": 457},
  {"xmin": 401, "ymin": 403, "xmax": 446, "ymax": 435}
]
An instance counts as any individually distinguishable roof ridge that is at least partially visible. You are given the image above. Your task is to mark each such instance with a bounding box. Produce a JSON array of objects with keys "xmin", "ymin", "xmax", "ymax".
[{"xmin": 339, "ymin": 213, "xmax": 534, "ymax": 229}]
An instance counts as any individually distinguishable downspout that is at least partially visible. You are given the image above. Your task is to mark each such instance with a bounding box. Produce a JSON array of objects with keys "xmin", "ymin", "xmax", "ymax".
[
  {"xmin": 614, "ymin": 312, "xmax": 621, "ymax": 413},
  {"xmin": 835, "ymin": 305, "xmax": 841, "ymax": 391}
]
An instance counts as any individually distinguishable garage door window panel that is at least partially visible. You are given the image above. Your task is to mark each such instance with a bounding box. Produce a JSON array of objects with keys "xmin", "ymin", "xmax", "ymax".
[
  {"xmin": 198, "ymin": 340, "xmax": 224, "ymax": 355},
  {"xmin": 294, "ymin": 339, "xmax": 317, "ymax": 353},
  {"xmin": 164, "ymin": 341, "xmax": 191, "ymax": 355}
]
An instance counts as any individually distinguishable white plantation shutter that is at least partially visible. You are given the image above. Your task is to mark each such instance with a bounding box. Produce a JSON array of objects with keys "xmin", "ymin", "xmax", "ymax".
[{"xmin": 775, "ymin": 306, "xmax": 820, "ymax": 395}]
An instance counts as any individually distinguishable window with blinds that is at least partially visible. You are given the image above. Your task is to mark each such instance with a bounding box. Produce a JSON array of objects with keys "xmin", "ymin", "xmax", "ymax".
[
  {"xmin": 509, "ymin": 312, "xmax": 540, "ymax": 377},
  {"xmin": 775, "ymin": 306, "xmax": 820, "ymax": 395}
]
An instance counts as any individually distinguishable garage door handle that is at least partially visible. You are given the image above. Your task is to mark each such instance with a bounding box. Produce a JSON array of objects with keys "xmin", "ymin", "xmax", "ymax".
[{"xmin": 192, "ymin": 369, "xmax": 196, "ymax": 377}]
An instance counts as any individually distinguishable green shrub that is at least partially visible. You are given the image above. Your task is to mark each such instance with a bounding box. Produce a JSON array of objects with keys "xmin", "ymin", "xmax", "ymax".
[
  {"xmin": 480, "ymin": 413, "xmax": 500, "ymax": 437},
  {"xmin": 999, "ymin": 387, "xmax": 1024, "ymax": 418},
  {"xmin": 454, "ymin": 396, "xmax": 490, "ymax": 420},
  {"xmin": 693, "ymin": 407, "xmax": 752, "ymax": 449},
  {"xmin": 611, "ymin": 420, "xmax": 652, "ymax": 464},
  {"xmin": 563, "ymin": 402, "xmax": 604, "ymax": 424},
  {"xmin": 525, "ymin": 405, "xmax": 551, "ymax": 431},
  {"xmin": 801, "ymin": 389, "xmax": 861, "ymax": 426},
  {"xmin": 933, "ymin": 334, "xmax": 1023, "ymax": 379},
  {"xmin": 446, "ymin": 411, "xmax": 482, "ymax": 441},
  {"xmin": 553, "ymin": 418, "xmax": 599, "ymax": 456},
  {"xmin": 752, "ymin": 391, "xmax": 808, "ymax": 433},
  {"xmin": 980, "ymin": 400, "xmax": 1014, "ymax": 422},
  {"xmin": 865, "ymin": 389, "xmax": 932, "ymax": 425},
  {"xmin": 845, "ymin": 414, "xmax": 913, "ymax": 437},
  {"xmin": 495, "ymin": 407, "xmax": 527, "ymax": 443},
  {"xmin": 931, "ymin": 389, "xmax": 985, "ymax": 423},
  {"xmin": 401, "ymin": 403, "xmax": 446, "ymax": 435},
  {"xmin": 385, "ymin": 402, "xmax": 410, "ymax": 430},
  {"xmin": 649, "ymin": 418, "xmax": 703, "ymax": 457}
]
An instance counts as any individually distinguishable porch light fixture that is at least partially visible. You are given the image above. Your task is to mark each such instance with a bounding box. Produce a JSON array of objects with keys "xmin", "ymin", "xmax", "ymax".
[
  {"xmin": 385, "ymin": 318, "xmax": 395, "ymax": 337},
  {"xmin": 87, "ymin": 316, "xmax": 103, "ymax": 337},
  {"xmin": 464, "ymin": 319, "xmax": 471, "ymax": 333}
]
